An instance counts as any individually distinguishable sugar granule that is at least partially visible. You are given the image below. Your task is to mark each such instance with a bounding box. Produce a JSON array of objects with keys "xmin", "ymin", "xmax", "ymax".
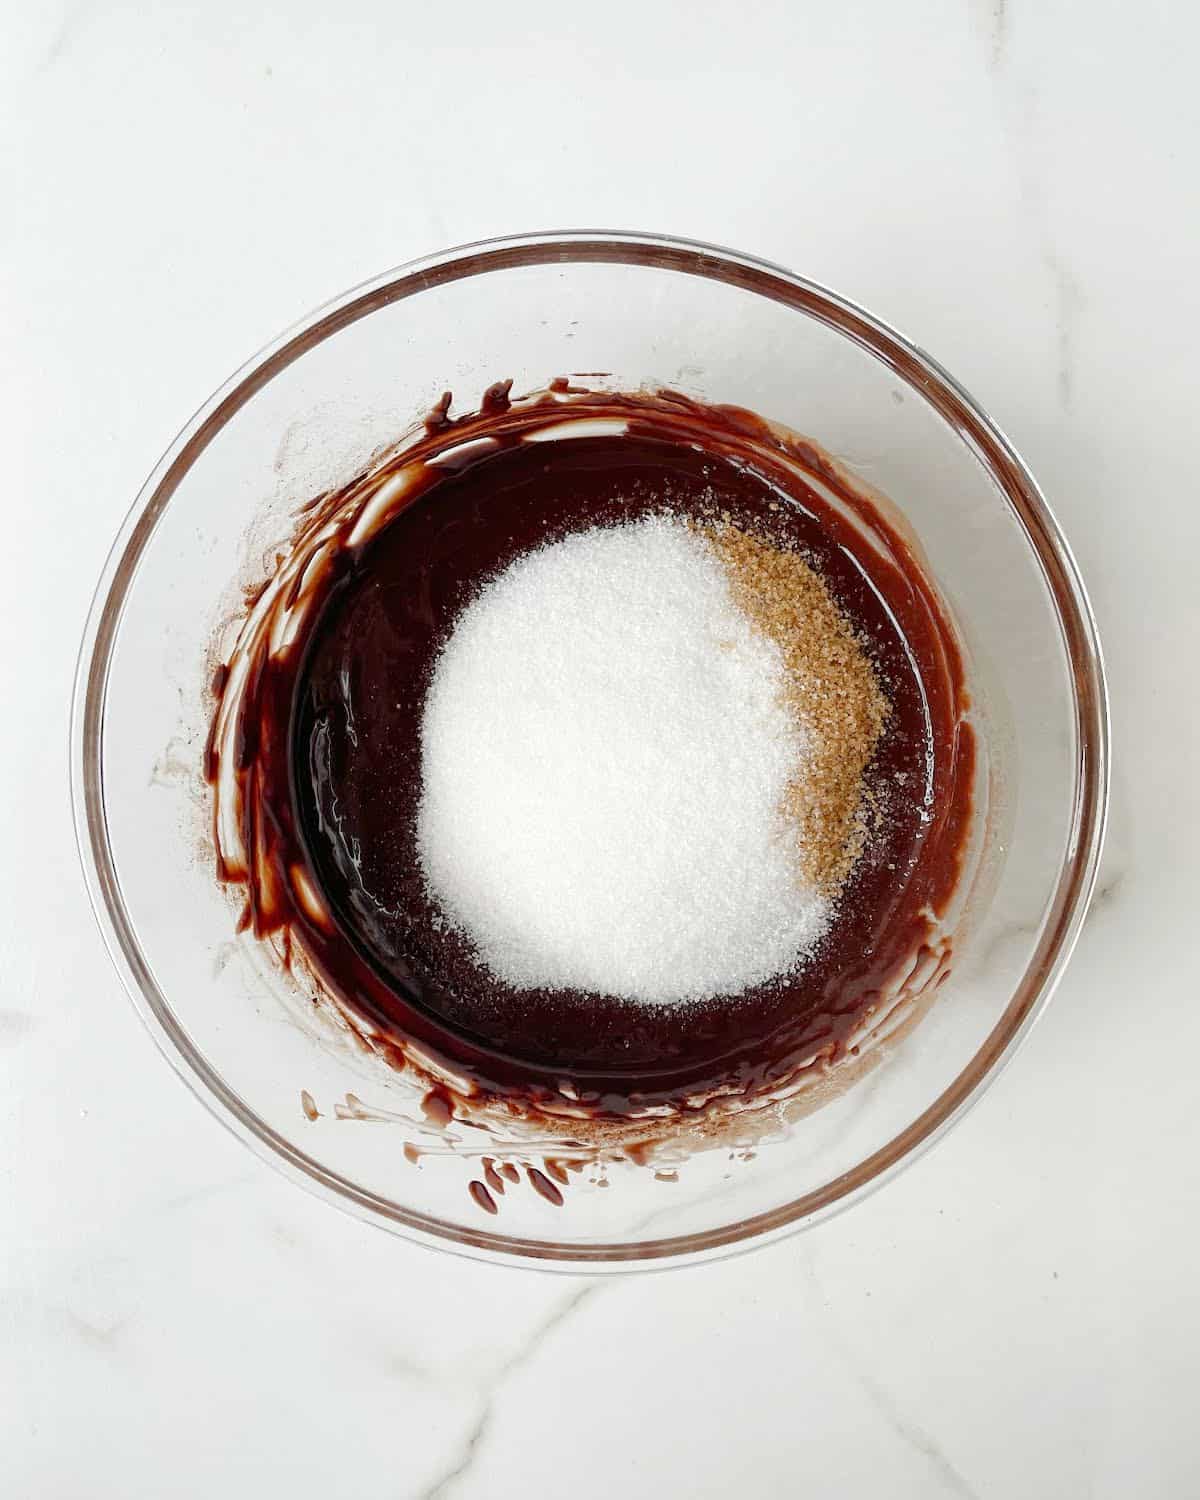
[
  {"xmin": 703, "ymin": 521, "xmax": 889, "ymax": 893},
  {"xmin": 416, "ymin": 516, "xmax": 831, "ymax": 1005}
]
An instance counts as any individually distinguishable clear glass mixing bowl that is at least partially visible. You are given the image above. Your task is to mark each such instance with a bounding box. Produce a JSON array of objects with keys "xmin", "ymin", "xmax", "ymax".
[{"xmin": 71, "ymin": 232, "xmax": 1108, "ymax": 1269}]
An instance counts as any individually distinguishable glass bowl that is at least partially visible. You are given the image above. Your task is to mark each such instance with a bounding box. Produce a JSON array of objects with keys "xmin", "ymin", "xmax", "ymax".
[{"xmin": 71, "ymin": 231, "xmax": 1108, "ymax": 1270}]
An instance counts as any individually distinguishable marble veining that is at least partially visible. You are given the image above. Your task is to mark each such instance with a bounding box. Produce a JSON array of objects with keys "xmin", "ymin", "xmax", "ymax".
[
  {"xmin": 801, "ymin": 1255, "xmax": 981, "ymax": 1499},
  {"xmin": 0, "ymin": 1008, "xmax": 37, "ymax": 1047},
  {"xmin": 418, "ymin": 1284, "xmax": 601, "ymax": 1500},
  {"xmin": 1044, "ymin": 249, "xmax": 1086, "ymax": 411},
  {"xmin": 1082, "ymin": 865, "xmax": 1128, "ymax": 927},
  {"xmin": 984, "ymin": 0, "xmax": 1008, "ymax": 70},
  {"xmin": 33, "ymin": 0, "xmax": 90, "ymax": 75}
]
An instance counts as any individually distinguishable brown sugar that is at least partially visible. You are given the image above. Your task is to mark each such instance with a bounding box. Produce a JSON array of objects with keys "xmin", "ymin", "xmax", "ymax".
[{"xmin": 704, "ymin": 521, "xmax": 888, "ymax": 895}]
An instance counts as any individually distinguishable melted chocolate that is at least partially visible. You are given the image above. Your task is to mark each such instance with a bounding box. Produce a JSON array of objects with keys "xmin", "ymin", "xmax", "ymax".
[{"xmin": 208, "ymin": 388, "xmax": 976, "ymax": 1122}]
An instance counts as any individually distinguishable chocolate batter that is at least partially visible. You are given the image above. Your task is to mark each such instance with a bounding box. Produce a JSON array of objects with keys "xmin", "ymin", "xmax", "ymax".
[{"xmin": 207, "ymin": 386, "xmax": 977, "ymax": 1122}]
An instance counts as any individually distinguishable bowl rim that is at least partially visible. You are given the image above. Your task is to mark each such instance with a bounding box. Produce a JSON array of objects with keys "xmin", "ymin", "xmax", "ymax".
[{"xmin": 70, "ymin": 229, "xmax": 1110, "ymax": 1271}]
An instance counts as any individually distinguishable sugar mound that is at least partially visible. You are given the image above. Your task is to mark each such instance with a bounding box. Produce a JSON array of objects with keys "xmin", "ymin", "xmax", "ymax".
[{"xmin": 416, "ymin": 516, "xmax": 829, "ymax": 1006}]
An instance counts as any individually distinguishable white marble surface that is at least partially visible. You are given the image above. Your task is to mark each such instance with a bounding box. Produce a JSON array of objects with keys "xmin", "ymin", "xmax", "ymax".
[{"xmin": 3, "ymin": 1, "xmax": 1198, "ymax": 1494}]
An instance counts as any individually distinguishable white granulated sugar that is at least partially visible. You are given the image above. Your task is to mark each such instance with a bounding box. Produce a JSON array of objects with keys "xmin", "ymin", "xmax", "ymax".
[{"xmin": 416, "ymin": 516, "xmax": 829, "ymax": 1006}]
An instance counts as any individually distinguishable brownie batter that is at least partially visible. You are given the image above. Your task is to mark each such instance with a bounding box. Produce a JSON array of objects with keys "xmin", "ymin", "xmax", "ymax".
[{"xmin": 207, "ymin": 385, "xmax": 977, "ymax": 1123}]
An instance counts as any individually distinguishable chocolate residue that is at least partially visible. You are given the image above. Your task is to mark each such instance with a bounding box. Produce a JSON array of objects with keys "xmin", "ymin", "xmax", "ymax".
[
  {"xmin": 206, "ymin": 384, "xmax": 979, "ymax": 1138},
  {"xmin": 420, "ymin": 1088, "xmax": 454, "ymax": 1127},
  {"xmin": 468, "ymin": 1180, "xmax": 498, "ymax": 1215},
  {"xmin": 424, "ymin": 390, "xmax": 453, "ymax": 434},
  {"xmin": 480, "ymin": 378, "xmax": 513, "ymax": 415},
  {"xmin": 527, "ymin": 1167, "xmax": 565, "ymax": 1207}
]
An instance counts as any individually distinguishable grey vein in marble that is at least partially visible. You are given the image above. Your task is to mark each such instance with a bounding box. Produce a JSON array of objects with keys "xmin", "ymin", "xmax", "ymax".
[
  {"xmin": 1045, "ymin": 250, "xmax": 1085, "ymax": 410},
  {"xmin": 801, "ymin": 1255, "xmax": 980, "ymax": 1499},
  {"xmin": 34, "ymin": 0, "xmax": 89, "ymax": 75},
  {"xmin": 974, "ymin": 917, "xmax": 1041, "ymax": 973},
  {"xmin": 64, "ymin": 1306, "xmax": 133, "ymax": 1352},
  {"xmin": 843, "ymin": 1362, "xmax": 981, "ymax": 1500},
  {"xmin": 988, "ymin": 0, "xmax": 1008, "ymax": 68},
  {"xmin": 0, "ymin": 1008, "xmax": 38, "ymax": 1047},
  {"xmin": 157, "ymin": 1171, "xmax": 260, "ymax": 1218},
  {"xmin": 417, "ymin": 1283, "xmax": 599, "ymax": 1500},
  {"xmin": 980, "ymin": 11, "xmax": 1089, "ymax": 416},
  {"xmin": 1082, "ymin": 865, "xmax": 1127, "ymax": 928},
  {"xmin": 0, "ymin": 1293, "xmax": 132, "ymax": 1357}
]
